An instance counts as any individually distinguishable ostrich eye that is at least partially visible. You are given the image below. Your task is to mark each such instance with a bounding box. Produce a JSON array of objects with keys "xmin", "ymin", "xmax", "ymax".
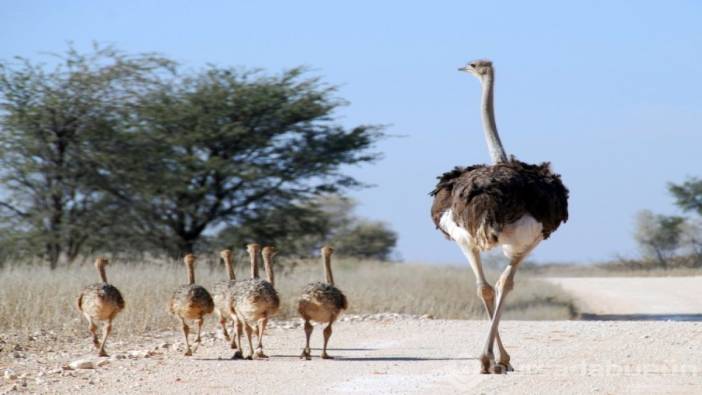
[{"xmin": 470, "ymin": 63, "xmax": 476, "ymax": 68}]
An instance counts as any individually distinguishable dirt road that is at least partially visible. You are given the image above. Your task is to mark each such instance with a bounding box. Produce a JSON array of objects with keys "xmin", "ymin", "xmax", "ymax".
[
  {"xmin": 546, "ymin": 276, "xmax": 702, "ymax": 320},
  {"xmin": 4, "ymin": 277, "xmax": 702, "ymax": 394},
  {"xmin": 3, "ymin": 314, "xmax": 702, "ymax": 394}
]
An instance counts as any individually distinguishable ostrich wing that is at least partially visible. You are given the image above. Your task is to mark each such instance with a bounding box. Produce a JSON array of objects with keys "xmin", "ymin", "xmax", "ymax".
[{"xmin": 431, "ymin": 160, "xmax": 568, "ymax": 242}]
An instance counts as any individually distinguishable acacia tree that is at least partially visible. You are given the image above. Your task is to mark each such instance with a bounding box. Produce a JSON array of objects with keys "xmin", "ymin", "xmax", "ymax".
[
  {"xmin": 634, "ymin": 210, "xmax": 685, "ymax": 268},
  {"xmin": 669, "ymin": 178, "xmax": 702, "ymax": 216},
  {"xmin": 214, "ymin": 194, "xmax": 397, "ymax": 260},
  {"xmin": 105, "ymin": 67, "xmax": 383, "ymax": 256},
  {"xmin": 332, "ymin": 220, "xmax": 397, "ymax": 260},
  {"xmin": 669, "ymin": 178, "xmax": 702, "ymax": 264},
  {"xmin": 212, "ymin": 200, "xmax": 332, "ymax": 257},
  {"xmin": 0, "ymin": 46, "xmax": 172, "ymax": 267}
]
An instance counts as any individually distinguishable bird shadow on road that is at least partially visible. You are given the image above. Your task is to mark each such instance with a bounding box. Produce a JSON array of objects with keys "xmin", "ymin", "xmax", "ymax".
[
  {"xmin": 194, "ymin": 356, "xmax": 475, "ymax": 362},
  {"xmin": 580, "ymin": 313, "xmax": 702, "ymax": 321},
  {"xmin": 331, "ymin": 356, "xmax": 476, "ymax": 362},
  {"xmin": 314, "ymin": 348, "xmax": 378, "ymax": 351}
]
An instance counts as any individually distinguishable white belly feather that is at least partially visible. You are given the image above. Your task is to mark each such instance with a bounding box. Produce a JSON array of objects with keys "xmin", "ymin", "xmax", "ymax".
[
  {"xmin": 439, "ymin": 209, "xmax": 543, "ymax": 259},
  {"xmin": 439, "ymin": 209, "xmax": 475, "ymax": 245}
]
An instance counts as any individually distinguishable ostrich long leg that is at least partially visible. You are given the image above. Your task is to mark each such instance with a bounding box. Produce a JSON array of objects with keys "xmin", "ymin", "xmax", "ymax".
[
  {"xmin": 243, "ymin": 323, "xmax": 255, "ymax": 360},
  {"xmin": 480, "ymin": 239, "xmax": 540, "ymax": 374},
  {"xmin": 301, "ymin": 319, "xmax": 313, "ymax": 360},
  {"xmin": 88, "ymin": 319, "xmax": 99, "ymax": 349},
  {"xmin": 321, "ymin": 322, "xmax": 334, "ymax": 359},
  {"xmin": 461, "ymin": 246, "xmax": 510, "ymax": 371},
  {"xmin": 218, "ymin": 314, "xmax": 231, "ymax": 341},
  {"xmin": 231, "ymin": 317, "xmax": 243, "ymax": 359},
  {"xmin": 196, "ymin": 318, "xmax": 204, "ymax": 343},
  {"xmin": 478, "ymin": 286, "xmax": 512, "ymax": 371},
  {"xmin": 480, "ymin": 264, "xmax": 517, "ymax": 374},
  {"xmin": 192, "ymin": 318, "xmax": 204, "ymax": 353},
  {"xmin": 255, "ymin": 317, "xmax": 269, "ymax": 358},
  {"xmin": 180, "ymin": 318, "xmax": 192, "ymax": 356},
  {"xmin": 97, "ymin": 320, "xmax": 112, "ymax": 357},
  {"xmin": 229, "ymin": 313, "xmax": 240, "ymax": 350}
]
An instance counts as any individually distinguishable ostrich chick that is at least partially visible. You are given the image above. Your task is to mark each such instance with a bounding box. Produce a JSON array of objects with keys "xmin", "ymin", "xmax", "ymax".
[
  {"xmin": 231, "ymin": 243, "xmax": 280, "ymax": 359},
  {"xmin": 212, "ymin": 249, "xmax": 238, "ymax": 348},
  {"xmin": 298, "ymin": 246, "xmax": 348, "ymax": 360},
  {"xmin": 77, "ymin": 257, "xmax": 125, "ymax": 357},
  {"xmin": 169, "ymin": 254, "xmax": 214, "ymax": 356}
]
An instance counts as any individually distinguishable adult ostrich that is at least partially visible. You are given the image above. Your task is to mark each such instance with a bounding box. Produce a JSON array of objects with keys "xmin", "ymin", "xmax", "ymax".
[{"xmin": 430, "ymin": 60, "xmax": 568, "ymax": 374}]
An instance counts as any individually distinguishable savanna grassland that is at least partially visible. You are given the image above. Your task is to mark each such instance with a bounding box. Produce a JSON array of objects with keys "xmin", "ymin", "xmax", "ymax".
[
  {"xmin": 3, "ymin": 258, "xmax": 702, "ymax": 395},
  {"xmin": 0, "ymin": 257, "xmax": 577, "ymax": 336}
]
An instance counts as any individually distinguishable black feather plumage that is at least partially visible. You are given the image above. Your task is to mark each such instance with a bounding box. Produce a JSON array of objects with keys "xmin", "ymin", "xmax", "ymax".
[{"xmin": 430, "ymin": 158, "xmax": 568, "ymax": 245}]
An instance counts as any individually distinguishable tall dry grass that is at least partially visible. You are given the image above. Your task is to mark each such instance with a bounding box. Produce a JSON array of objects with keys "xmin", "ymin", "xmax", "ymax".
[
  {"xmin": 0, "ymin": 257, "xmax": 576, "ymax": 335},
  {"xmin": 523, "ymin": 262, "xmax": 702, "ymax": 277}
]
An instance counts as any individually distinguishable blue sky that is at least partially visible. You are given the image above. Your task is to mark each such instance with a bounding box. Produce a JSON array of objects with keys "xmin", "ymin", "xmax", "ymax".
[{"xmin": 2, "ymin": 1, "xmax": 701, "ymax": 264}]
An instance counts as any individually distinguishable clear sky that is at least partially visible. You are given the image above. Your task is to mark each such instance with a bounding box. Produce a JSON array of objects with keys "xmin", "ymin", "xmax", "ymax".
[{"xmin": 2, "ymin": 1, "xmax": 701, "ymax": 264}]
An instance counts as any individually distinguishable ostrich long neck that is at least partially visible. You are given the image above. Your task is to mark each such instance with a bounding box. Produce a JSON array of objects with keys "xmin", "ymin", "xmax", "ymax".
[
  {"xmin": 322, "ymin": 255, "xmax": 334, "ymax": 286},
  {"xmin": 97, "ymin": 263, "xmax": 107, "ymax": 283},
  {"xmin": 224, "ymin": 257, "xmax": 235, "ymax": 281},
  {"xmin": 249, "ymin": 252, "xmax": 259, "ymax": 279},
  {"xmin": 480, "ymin": 73, "xmax": 508, "ymax": 164},
  {"xmin": 263, "ymin": 255, "xmax": 275, "ymax": 287},
  {"xmin": 186, "ymin": 262, "xmax": 195, "ymax": 285}
]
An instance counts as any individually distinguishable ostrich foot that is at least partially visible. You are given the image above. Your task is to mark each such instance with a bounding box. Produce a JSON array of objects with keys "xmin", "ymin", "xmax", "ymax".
[
  {"xmin": 321, "ymin": 352, "xmax": 334, "ymax": 360},
  {"xmin": 231, "ymin": 351, "xmax": 243, "ymax": 359},
  {"xmin": 498, "ymin": 360, "xmax": 514, "ymax": 372},
  {"xmin": 300, "ymin": 349, "xmax": 311, "ymax": 360},
  {"xmin": 98, "ymin": 350, "xmax": 108, "ymax": 357},
  {"xmin": 254, "ymin": 350, "xmax": 268, "ymax": 359},
  {"xmin": 479, "ymin": 353, "xmax": 496, "ymax": 374},
  {"xmin": 184, "ymin": 349, "xmax": 192, "ymax": 356}
]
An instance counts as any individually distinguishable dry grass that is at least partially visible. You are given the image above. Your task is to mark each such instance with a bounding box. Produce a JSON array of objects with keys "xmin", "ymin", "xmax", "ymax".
[
  {"xmin": 523, "ymin": 262, "xmax": 702, "ymax": 277},
  {"xmin": 0, "ymin": 257, "xmax": 576, "ymax": 335}
]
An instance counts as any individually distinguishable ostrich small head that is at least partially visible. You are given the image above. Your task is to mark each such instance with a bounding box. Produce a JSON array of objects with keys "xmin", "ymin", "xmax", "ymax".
[
  {"xmin": 321, "ymin": 245, "xmax": 334, "ymax": 258},
  {"xmin": 220, "ymin": 249, "xmax": 233, "ymax": 261},
  {"xmin": 246, "ymin": 243, "xmax": 261, "ymax": 255},
  {"xmin": 95, "ymin": 256, "xmax": 109, "ymax": 268},
  {"xmin": 458, "ymin": 59, "xmax": 493, "ymax": 80},
  {"xmin": 262, "ymin": 246, "xmax": 277, "ymax": 259}
]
